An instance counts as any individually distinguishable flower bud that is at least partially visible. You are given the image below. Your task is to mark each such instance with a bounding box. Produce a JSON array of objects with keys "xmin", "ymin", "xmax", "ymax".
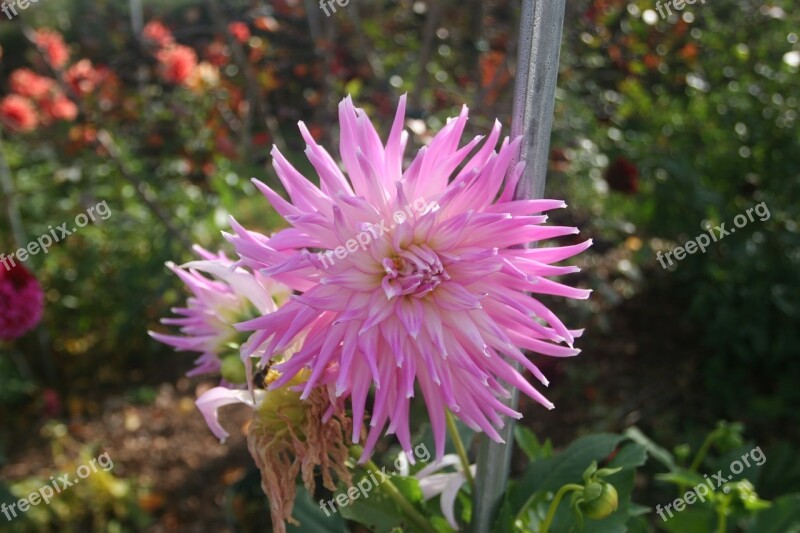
[
  {"xmin": 579, "ymin": 480, "xmax": 619, "ymax": 519},
  {"xmin": 570, "ymin": 461, "xmax": 622, "ymax": 524}
]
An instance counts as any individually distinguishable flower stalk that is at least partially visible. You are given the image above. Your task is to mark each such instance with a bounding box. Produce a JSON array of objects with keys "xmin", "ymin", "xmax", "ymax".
[
  {"xmin": 538, "ymin": 484, "xmax": 583, "ymax": 533},
  {"xmin": 446, "ymin": 410, "xmax": 475, "ymax": 492},
  {"xmin": 349, "ymin": 446, "xmax": 437, "ymax": 533}
]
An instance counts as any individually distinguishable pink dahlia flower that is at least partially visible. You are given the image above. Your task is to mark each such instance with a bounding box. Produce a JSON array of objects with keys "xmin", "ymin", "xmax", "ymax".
[
  {"xmin": 227, "ymin": 95, "xmax": 591, "ymax": 462},
  {"xmin": 0, "ymin": 262, "xmax": 45, "ymax": 341},
  {"xmin": 149, "ymin": 246, "xmax": 289, "ymax": 377}
]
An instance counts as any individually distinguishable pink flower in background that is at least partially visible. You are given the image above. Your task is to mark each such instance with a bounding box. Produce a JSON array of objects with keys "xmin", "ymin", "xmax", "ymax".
[
  {"xmin": 142, "ymin": 20, "xmax": 175, "ymax": 48},
  {"xmin": 33, "ymin": 29, "xmax": 69, "ymax": 68},
  {"xmin": 157, "ymin": 45, "xmax": 198, "ymax": 85},
  {"xmin": 0, "ymin": 95, "xmax": 38, "ymax": 132},
  {"xmin": 149, "ymin": 247, "xmax": 289, "ymax": 378},
  {"xmin": 228, "ymin": 95, "xmax": 591, "ymax": 462},
  {"xmin": 0, "ymin": 262, "xmax": 45, "ymax": 341},
  {"xmin": 9, "ymin": 69, "xmax": 54, "ymax": 101}
]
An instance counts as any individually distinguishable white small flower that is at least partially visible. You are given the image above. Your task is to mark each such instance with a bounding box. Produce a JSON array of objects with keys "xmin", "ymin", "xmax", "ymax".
[{"xmin": 404, "ymin": 454, "xmax": 475, "ymax": 530}]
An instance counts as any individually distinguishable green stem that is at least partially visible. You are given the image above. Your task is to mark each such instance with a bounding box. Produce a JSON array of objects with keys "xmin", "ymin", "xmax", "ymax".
[
  {"xmin": 715, "ymin": 496, "xmax": 730, "ymax": 533},
  {"xmin": 716, "ymin": 505, "xmax": 727, "ymax": 533},
  {"xmin": 538, "ymin": 484, "xmax": 583, "ymax": 533},
  {"xmin": 690, "ymin": 431, "xmax": 718, "ymax": 472},
  {"xmin": 446, "ymin": 410, "xmax": 475, "ymax": 492},
  {"xmin": 349, "ymin": 446, "xmax": 436, "ymax": 533}
]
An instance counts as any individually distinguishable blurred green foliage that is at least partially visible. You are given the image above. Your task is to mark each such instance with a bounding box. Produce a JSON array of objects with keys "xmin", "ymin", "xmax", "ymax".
[
  {"xmin": 551, "ymin": 0, "xmax": 800, "ymax": 428},
  {"xmin": 1, "ymin": 422, "xmax": 148, "ymax": 532}
]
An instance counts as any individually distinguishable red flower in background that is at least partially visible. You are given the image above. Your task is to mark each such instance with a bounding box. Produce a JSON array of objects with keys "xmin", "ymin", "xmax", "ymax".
[
  {"xmin": 9, "ymin": 69, "xmax": 54, "ymax": 101},
  {"xmin": 0, "ymin": 95, "xmax": 38, "ymax": 131},
  {"xmin": 604, "ymin": 156, "xmax": 639, "ymax": 194},
  {"xmin": 33, "ymin": 29, "xmax": 69, "ymax": 68},
  {"xmin": 41, "ymin": 93, "xmax": 78, "ymax": 122},
  {"xmin": 157, "ymin": 45, "xmax": 198, "ymax": 85},
  {"xmin": 0, "ymin": 262, "xmax": 45, "ymax": 341},
  {"xmin": 143, "ymin": 20, "xmax": 175, "ymax": 48},
  {"xmin": 204, "ymin": 39, "xmax": 229, "ymax": 67},
  {"xmin": 228, "ymin": 22, "xmax": 250, "ymax": 44},
  {"xmin": 65, "ymin": 59, "xmax": 105, "ymax": 96}
]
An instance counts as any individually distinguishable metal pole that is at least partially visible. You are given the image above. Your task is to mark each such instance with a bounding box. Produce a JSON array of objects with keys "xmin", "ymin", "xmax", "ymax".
[
  {"xmin": 129, "ymin": 0, "xmax": 143, "ymax": 36},
  {"xmin": 471, "ymin": 1, "xmax": 567, "ymax": 530}
]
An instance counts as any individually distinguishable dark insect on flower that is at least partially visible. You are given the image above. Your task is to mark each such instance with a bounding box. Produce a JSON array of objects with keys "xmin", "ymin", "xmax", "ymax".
[{"xmin": 253, "ymin": 363, "xmax": 272, "ymax": 389}]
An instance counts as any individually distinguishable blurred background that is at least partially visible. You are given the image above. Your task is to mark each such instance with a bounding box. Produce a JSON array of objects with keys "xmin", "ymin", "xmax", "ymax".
[{"xmin": 0, "ymin": 0, "xmax": 798, "ymax": 531}]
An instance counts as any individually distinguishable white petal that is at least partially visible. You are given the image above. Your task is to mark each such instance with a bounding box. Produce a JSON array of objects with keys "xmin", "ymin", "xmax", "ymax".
[
  {"xmin": 183, "ymin": 260, "xmax": 275, "ymax": 314},
  {"xmin": 415, "ymin": 454, "xmax": 462, "ymax": 479},
  {"xmin": 418, "ymin": 472, "xmax": 459, "ymax": 500},
  {"xmin": 195, "ymin": 387, "xmax": 264, "ymax": 442},
  {"xmin": 440, "ymin": 473, "xmax": 467, "ymax": 530}
]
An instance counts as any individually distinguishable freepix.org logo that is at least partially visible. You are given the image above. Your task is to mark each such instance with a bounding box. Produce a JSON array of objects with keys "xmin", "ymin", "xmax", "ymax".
[
  {"xmin": 1, "ymin": 200, "xmax": 112, "ymax": 272},
  {"xmin": 1, "ymin": 452, "xmax": 114, "ymax": 523},
  {"xmin": 1, "ymin": 0, "xmax": 44, "ymax": 20},
  {"xmin": 317, "ymin": 196, "xmax": 437, "ymax": 269}
]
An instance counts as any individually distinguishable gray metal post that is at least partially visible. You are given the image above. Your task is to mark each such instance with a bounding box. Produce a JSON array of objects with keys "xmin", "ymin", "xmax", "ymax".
[{"xmin": 471, "ymin": 1, "xmax": 567, "ymax": 530}]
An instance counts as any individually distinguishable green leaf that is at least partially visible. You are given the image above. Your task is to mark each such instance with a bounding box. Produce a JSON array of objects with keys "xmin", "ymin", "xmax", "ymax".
[
  {"xmin": 624, "ymin": 427, "xmax": 677, "ymax": 471},
  {"xmin": 754, "ymin": 442, "xmax": 800, "ymax": 497},
  {"xmin": 492, "ymin": 496, "xmax": 516, "ymax": 533},
  {"xmin": 391, "ymin": 476, "xmax": 424, "ymax": 504},
  {"xmin": 747, "ymin": 494, "xmax": 800, "ymax": 533},
  {"xmin": 607, "ymin": 443, "xmax": 648, "ymax": 471},
  {"xmin": 625, "ymin": 514, "xmax": 652, "ymax": 533},
  {"xmin": 288, "ymin": 485, "xmax": 347, "ymax": 533},
  {"xmin": 430, "ymin": 515, "xmax": 457, "ymax": 533},
  {"xmin": 514, "ymin": 426, "xmax": 553, "ymax": 461},
  {"xmin": 658, "ymin": 506, "xmax": 716, "ymax": 533},
  {"xmin": 508, "ymin": 433, "xmax": 626, "ymax": 516},
  {"xmin": 655, "ymin": 469, "xmax": 708, "ymax": 490},
  {"xmin": 627, "ymin": 503, "xmax": 651, "ymax": 517},
  {"xmin": 338, "ymin": 473, "xmax": 426, "ymax": 533}
]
